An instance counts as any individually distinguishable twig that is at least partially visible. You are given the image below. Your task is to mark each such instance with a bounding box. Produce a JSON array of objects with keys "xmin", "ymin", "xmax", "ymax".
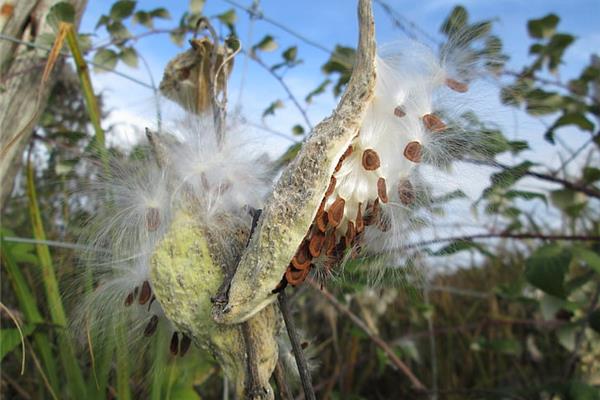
[
  {"xmin": 308, "ymin": 280, "xmax": 427, "ymax": 392},
  {"xmin": 241, "ymin": 322, "xmax": 265, "ymax": 398},
  {"xmin": 273, "ymin": 360, "xmax": 293, "ymax": 400},
  {"xmin": 278, "ymin": 290, "xmax": 316, "ymax": 400}
]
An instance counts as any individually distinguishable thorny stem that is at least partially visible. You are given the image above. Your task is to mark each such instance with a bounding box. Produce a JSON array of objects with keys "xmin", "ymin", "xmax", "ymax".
[
  {"xmin": 278, "ymin": 290, "xmax": 316, "ymax": 400},
  {"xmin": 308, "ymin": 280, "xmax": 427, "ymax": 392}
]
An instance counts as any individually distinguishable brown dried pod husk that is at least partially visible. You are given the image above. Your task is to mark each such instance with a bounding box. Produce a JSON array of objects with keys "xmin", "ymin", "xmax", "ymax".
[
  {"xmin": 377, "ymin": 177, "xmax": 389, "ymax": 203},
  {"xmin": 144, "ymin": 315, "xmax": 159, "ymax": 337},
  {"xmin": 139, "ymin": 281, "xmax": 152, "ymax": 305},
  {"xmin": 403, "ymin": 141, "xmax": 422, "ymax": 163},
  {"xmin": 328, "ymin": 197, "xmax": 346, "ymax": 228},
  {"xmin": 422, "ymin": 114, "xmax": 446, "ymax": 133},
  {"xmin": 362, "ymin": 149, "xmax": 381, "ymax": 171},
  {"xmin": 169, "ymin": 332, "xmax": 179, "ymax": 355},
  {"xmin": 445, "ymin": 78, "xmax": 468, "ymax": 93}
]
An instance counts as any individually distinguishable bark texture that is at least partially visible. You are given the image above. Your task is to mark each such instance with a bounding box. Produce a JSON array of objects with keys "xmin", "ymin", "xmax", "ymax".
[{"xmin": 0, "ymin": 0, "xmax": 87, "ymax": 209}]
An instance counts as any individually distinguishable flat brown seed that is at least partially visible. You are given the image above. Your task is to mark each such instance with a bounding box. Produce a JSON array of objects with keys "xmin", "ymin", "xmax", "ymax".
[
  {"xmin": 398, "ymin": 179, "xmax": 415, "ymax": 206},
  {"xmin": 169, "ymin": 332, "xmax": 179, "ymax": 355},
  {"xmin": 124, "ymin": 290, "xmax": 135, "ymax": 306},
  {"xmin": 309, "ymin": 231, "xmax": 325, "ymax": 257},
  {"xmin": 271, "ymin": 275, "xmax": 289, "ymax": 294},
  {"xmin": 139, "ymin": 280, "xmax": 152, "ymax": 305},
  {"xmin": 286, "ymin": 266, "xmax": 310, "ymax": 286},
  {"xmin": 422, "ymin": 114, "xmax": 446, "ymax": 133},
  {"xmin": 291, "ymin": 241, "xmax": 311, "ymax": 270},
  {"xmin": 345, "ymin": 221, "xmax": 356, "ymax": 247},
  {"xmin": 445, "ymin": 78, "xmax": 468, "ymax": 93},
  {"xmin": 403, "ymin": 141, "xmax": 422, "ymax": 163},
  {"xmin": 146, "ymin": 207, "xmax": 160, "ymax": 231},
  {"xmin": 325, "ymin": 176, "xmax": 336, "ymax": 197},
  {"xmin": 355, "ymin": 205, "xmax": 364, "ymax": 233},
  {"xmin": 316, "ymin": 210, "xmax": 328, "ymax": 232},
  {"xmin": 144, "ymin": 315, "xmax": 159, "ymax": 337},
  {"xmin": 394, "ymin": 106, "xmax": 406, "ymax": 117},
  {"xmin": 377, "ymin": 177, "xmax": 389, "ymax": 203},
  {"xmin": 362, "ymin": 149, "xmax": 381, "ymax": 171},
  {"xmin": 179, "ymin": 334, "xmax": 192, "ymax": 357},
  {"xmin": 328, "ymin": 197, "xmax": 345, "ymax": 228},
  {"xmin": 323, "ymin": 233, "xmax": 337, "ymax": 256}
]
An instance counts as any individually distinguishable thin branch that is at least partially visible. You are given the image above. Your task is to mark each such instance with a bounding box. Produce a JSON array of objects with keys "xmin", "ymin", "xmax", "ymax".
[
  {"xmin": 278, "ymin": 290, "xmax": 316, "ymax": 400},
  {"xmin": 308, "ymin": 280, "xmax": 427, "ymax": 392},
  {"xmin": 273, "ymin": 360, "xmax": 294, "ymax": 400}
]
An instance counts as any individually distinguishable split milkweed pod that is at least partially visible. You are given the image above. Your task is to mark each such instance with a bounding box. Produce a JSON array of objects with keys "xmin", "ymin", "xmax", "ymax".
[
  {"xmin": 145, "ymin": 207, "xmax": 161, "ymax": 231},
  {"xmin": 139, "ymin": 280, "xmax": 152, "ymax": 305},
  {"xmin": 445, "ymin": 78, "xmax": 469, "ymax": 93},
  {"xmin": 422, "ymin": 114, "xmax": 446, "ymax": 133},
  {"xmin": 362, "ymin": 149, "xmax": 381, "ymax": 171},
  {"xmin": 394, "ymin": 106, "xmax": 406, "ymax": 117},
  {"xmin": 285, "ymin": 266, "xmax": 310, "ymax": 286},
  {"xmin": 180, "ymin": 334, "xmax": 192, "ymax": 357},
  {"xmin": 328, "ymin": 197, "xmax": 346, "ymax": 228},
  {"xmin": 144, "ymin": 315, "xmax": 159, "ymax": 337},
  {"xmin": 170, "ymin": 332, "xmax": 179, "ymax": 355},
  {"xmin": 309, "ymin": 231, "xmax": 326, "ymax": 257},
  {"xmin": 291, "ymin": 241, "xmax": 311, "ymax": 270},
  {"xmin": 403, "ymin": 141, "xmax": 422, "ymax": 163},
  {"xmin": 398, "ymin": 179, "xmax": 415, "ymax": 206},
  {"xmin": 377, "ymin": 177, "xmax": 389, "ymax": 203}
]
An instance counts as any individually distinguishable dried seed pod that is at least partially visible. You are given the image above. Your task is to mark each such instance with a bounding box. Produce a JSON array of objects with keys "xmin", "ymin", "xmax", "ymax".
[
  {"xmin": 325, "ymin": 176, "xmax": 336, "ymax": 197},
  {"xmin": 355, "ymin": 204, "xmax": 364, "ymax": 233},
  {"xmin": 291, "ymin": 241, "xmax": 311, "ymax": 270},
  {"xmin": 422, "ymin": 114, "xmax": 446, "ymax": 132},
  {"xmin": 309, "ymin": 231, "xmax": 325, "ymax": 257},
  {"xmin": 377, "ymin": 177, "xmax": 389, "ymax": 203},
  {"xmin": 146, "ymin": 207, "xmax": 161, "ymax": 231},
  {"xmin": 362, "ymin": 149, "xmax": 381, "ymax": 171},
  {"xmin": 398, "ymin": 179, "xmax": 415, "ymax": 206},
  {"xmin": 394, "ymin": 106, "xmax": 406, "ymax": 117},
  {"xmin": 170, "ymin": 332, "xmax": 179, "ymax": 355},
  {"xmin": 285, "ymin": 266, "xmax": 310, "ymax": 286},
  {"xmin": 403, "ymin": 141, "xmax": 422, "ymax": 163},
  {"xmin": 144, "ymin": 315, "xmax": 159, "ymax": 337},
  {"xmin": 345, "ymin": 221, "xmax": 356, "ymax": 247},
  {"xmin": 139, "ymin": 281, "xmax": 152, "ymax": 305},
  {"xmin": 328, "ymin": 197, "xmax": 345, "ymax": 228},
  {"xmin": 180, "ymin": 334, "xmax": 192, "ymax": 357},
  {"xmin": 445, "ymin": 78, "xmax": 468, "ymax": 93}
]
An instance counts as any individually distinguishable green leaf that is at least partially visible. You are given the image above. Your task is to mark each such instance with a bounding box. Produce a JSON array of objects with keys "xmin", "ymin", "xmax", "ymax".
[
  {"xmin": 190, "ymin": 0, "xmax": 206, "ymax": 14},
  {"xmin": 505, "ymin": 190, "xmax": 547, "ymax": 204},
  {"xmin": 95, "ymin": 15, "xmax": 110, "ymax": 30},
  {"xmin": 572, "ymin": 246, "xmax": 600, "ymax": 274},
  {"xmin": 120, "ymin": 47, "xmax": 138, "ymax": 68},
  {"xmin": 527, "ymin": 14, "xmax": 559, "ymax": 39},
  {"xmin": 1, "ymin": 325, "xmax": 35, "ymax": 361},
  {"xmin": 305, "ymin": 79, "xmax": 331, "ymax": 103},
  {"xmin": 276, "ymin": 142, "xmax": 302, "ymax": 167},
  {"xmin": 553, "ymin": 112, "xmax": 595, "ymax": 132},
  {"xmin": 283, "ymin": 46, "xmax": 298, "ymax": 62},
  {"xmin": 292, "ymin": 125, "xmax": 305, "ymax": 136},
  {"xmin": 432, "ymin": 240, "xmax": 492, "ymax": 257},
  {"xmin": 321, "ymin": 46, "xmax": 355, "ymax": 96},
  {"xmin": 550, "ymin": 188, "xmax": 587, "ymax": 217},
  {"xmin": 525, "ymin": 245, "xmax": 571, "ymax": 298},
  {"xmin": 217, "ymin": 9, "xmax": 237, "ymax": 34},
  {"xmin": 107, "ymin": 21, "xmax": 131, "ymax": 41},
  {"xmin": 589, "ymin": 310, "xmax": 600, "ymax": 334},
  {"xmin": 583, "ymin": 167, "xmax": 600, "ymax": 184},
  {"xmin": 93, "ymin": 49, "xmax": 118, "ymax": 72},
  {"xmin": 432, "ymin": 189, "xmax": 466, "ymax": 204},
  {"xmin": 484, "ymin": 161, "xmax": 533, "ymax": 197},
  {"xmin": 110, "ymin": 0, "xmax": 136, "ymax": 20},
  {"xmin": 170, "ymin": 30, "xmax": 185, "ymax": 47},
  {"xmin": 441, "ymin": 6, "xmax": 468, "ymax": 35},
  {"xmin": 150, "ymin": 8, "xmax": 170, "ymax": 19},
  {"xmin": 253, "ymin": 35, "xmax": 278, "ymax": 52},
  {"xmin": 47, "ymin": 2, "xmax": 75, "ymax": 30},
  {"xmin": 508, "ymin": 140, "xmax": 529, "ymax": 154},
  {"xmin": 262, "ymin": 99, "xmax": 284, "ymax": 118},
  {"xmin": 169, "ymin": 387, "xmax": 201, "ymax": 400},
  {"xmin": 133, "ymin": 11, "xmax": 152, "ymax": 28}
]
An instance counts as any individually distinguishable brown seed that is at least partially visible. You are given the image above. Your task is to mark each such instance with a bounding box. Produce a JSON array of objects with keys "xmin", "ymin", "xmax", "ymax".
[
  {"xmin": 316, "ymin": 209, "xmax": 328, "ymax": 232},
  {"xmin": 271, "ymin": 275, "xmax": 289, "ymax": 294},
  {"xmin": 364, "ymin": 199, "xmax": 380, "ymax": 226},
  {"xmin": 179, "ymin": 334, "xmax": 192, "ymax": 357},
  {"xmin": 325, "ymin": 176, "xmax": 336, "ymax": 197},
  {"xmin": 328, "ymin": 197, "xmax": 345, "ymax": 228},
  {"xmin": 445, "ymin": 78, "xmax": 469, "ymax": 93},
  {"xmin": 377, "ymin": 177, "xmax": 389, "ymax": 203},
  {"xmin": 291, "ymin": 241, "xmax": 311, "ymax": 270},
  {"xmin": 362, "ymin": 149, "xmax": 381, "ymax": 171},
  {"xmin": 309, "ymin": 231, "xmax": 325, "ymax": 257},
  {"xmin": 285, "ymin": 266, "xmax": 310, "ymax": 286},
  {"xmin": 144, "ymin": 315, "xmax": 159, "ymax": 337},
  {"xmin": 146, "ymin": 207, "xmax": 160, "ymax": 231},
  {"xmin": 139, "ymin": 281, "xmax": 152, "ymax": 305},
  {"xmin": 422, "ymin": 114, "xmax": 446, "ymax": 132},
  {"xmin": 394, "ymin": 106, "xmax": 406, "ymax": 117},
  {"xmin": 323, "ymin": 233, "xmax": 337, "ymax": 256},
  {"xmin": 355, "ymin": 204, "xmax": 364, "ymax": 233},
  {"xmin": 345, "ymin": 221, "xmax": 356, "ymax": 247},
  {"xmin": 335, "ymin": 146, "xmax": 354, "ymax": 172},
  {"xmin": 170, "ymin": 332, "xmax": 179, "ymax": 355},
  {"xmin": 377, "ymin": 215, "xmax": 391, "ymax": 232},
  {"xmin": 124, "ymin": 290, "xmax": 135, "ymax": 306},
  {"xmin": 398, "ymin": 179, "xmax": 415, "ymax": 206},
  {"xmin": 403, "ymin": 141, "xmax": 422, "ymax": 163}
]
